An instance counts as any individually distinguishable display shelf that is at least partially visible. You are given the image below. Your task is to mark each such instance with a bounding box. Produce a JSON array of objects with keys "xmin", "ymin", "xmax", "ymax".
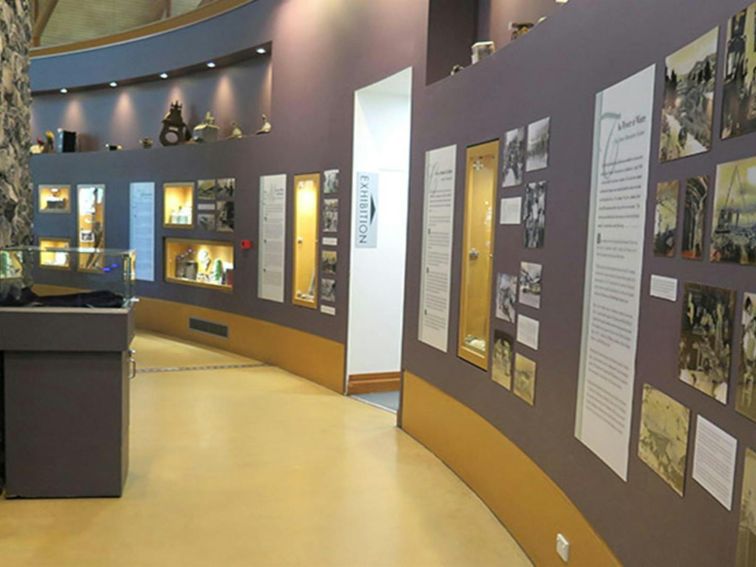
[
  {"xmin": 38, "ymin": 238, "xmax": 72, "ymax": 269},
  {"xmin": 38, "ymin": 184, "xmax": 71, "ymax": 213},
  {"xmin": 458, "ymin": 139, "xmax": 499, "ymax": 370},
  {"xmin": 164, "ymin": 237, "xmax": 234, "ymax": 291},
  {"xmin": 163, "ymin": 182, "xmax": 195, "ymax": 228},
  {"xmin": 292, "ymin": 173, "xmax": 320, "ymax": 308},
  {"xmin": 77, "ymin": 184, "xmax": 106, "ymax": 272}
]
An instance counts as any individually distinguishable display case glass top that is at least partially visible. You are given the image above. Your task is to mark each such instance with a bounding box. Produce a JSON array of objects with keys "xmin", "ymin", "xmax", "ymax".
[
  {"xmin": 163, "ymin": 182, "xmax": 195, "ymax": 228},
  {"xmin": 165, "ymin": 238, "xmax": 234, "ymax": 291},
  {"xmin": 77, "ymin": 184, "xmax": 106, "ymax": 273},
  {"xmin": 38, "ymin": 185, "xmax": 71, "ymax": 214},
  {"xmin": 458, "ymin": 140, "xmax": 499, "ymax": 370},
  {"xmin": 292, "ymin": 173, "xmax": 320, "ymax": 308},
  {"xmin": 38, "ymin": 238, "xmax": 72, "ymax": 269}
]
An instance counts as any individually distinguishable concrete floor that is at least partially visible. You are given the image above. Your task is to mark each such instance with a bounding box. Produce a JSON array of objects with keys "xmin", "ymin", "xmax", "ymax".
[{"xmin": 0, "ymin": 332, "xmax": 531, "ymax": 567}]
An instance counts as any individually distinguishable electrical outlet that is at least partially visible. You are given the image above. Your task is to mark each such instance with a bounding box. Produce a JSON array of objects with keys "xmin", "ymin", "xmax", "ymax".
[{"xmin": 556, "ymin": 533, "xmax": 570, "ymax": 563}]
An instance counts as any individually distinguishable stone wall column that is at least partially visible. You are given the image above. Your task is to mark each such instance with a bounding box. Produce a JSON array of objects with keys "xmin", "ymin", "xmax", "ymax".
[{"xmin": 0, "ymin": 0, "xmax": 33, "ymax": 248}]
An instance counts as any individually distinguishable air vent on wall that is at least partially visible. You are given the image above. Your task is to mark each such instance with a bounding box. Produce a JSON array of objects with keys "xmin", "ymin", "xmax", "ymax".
[{"xmin": 188, "ymin": 317, "xmax": 229, "ymax": 338}]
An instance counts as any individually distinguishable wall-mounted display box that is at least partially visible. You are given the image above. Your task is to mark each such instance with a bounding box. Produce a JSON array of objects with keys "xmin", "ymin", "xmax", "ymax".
[
  {"xmin": 38, "ymin": 185, "xmax": 71, "ymax": 214},
  {"xmin": 292, "ymin": 173, "xmax": 320, "ymax": 308},
  {"xmin": 0, "ymin": 249, "xmax": 24, "ymax": 281},
  {"xmin": 77, "ymin": 184, "xmax": 106, "ymax": 272},
  {"xmin": 39, "ymin": 238, "xmax": 72, "ymax": 269},
  {"xmin": 165, "ymin": 238, "xmax": 234, "ymax": 291},
  {"xmin": 458, "ymin": 140, "xmax": 499, "ymax": 370},
  {"xmin": 163, "ymin": 182, "xmax": 195, "ymax": 228}
]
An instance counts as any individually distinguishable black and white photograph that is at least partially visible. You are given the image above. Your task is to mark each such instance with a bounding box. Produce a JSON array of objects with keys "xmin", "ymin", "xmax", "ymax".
[
  {"xmin": 502, "ymin": 127, "xmax": 525, "ymax": 187},
  {"xmin": 198, "ymin": 179, "xmax": 217, "ymax": 200},
  {"xmin": 323, "ymin": 198, "xmax": 339, "ymax": 233},
  {"xmin": 495, "ymin": 273, "xmax": 517, "ymax": 323},
  {"xmin": 737, "ymin": 448, "xmax": 756, "ymax": 567},
  {"xmin": 321, "ymin": 250, "xmax": 337, "ymax": 276},
  {"xmin": 519, "ymin": 262, "xmax": 542, "ymax": 309},
  {"xmin": 679, "ymin": 282, "xmax": 735, "ymax": 404},
  {"xmin": 722, "ymin": 3, "xmax": 756, "ymax": 141},
  {"xmin": 659, "ymin": 28, "xmax": 718, "ymax": 162},
  {"xmin": 216, "ymin": 201, "xmax": 235, "ymax": 232},
  {"xmin": 710, "ymin": 155, "xmax": 756, "ymax": 266},
  {"xmin": 526, "ymin": 117, "xmax": 550, "ymax": 172},
  {"xmin": 523, "ymin": 181, "xmax": 546, "ymax": 248},
  {"xmin": 736, "ymin": 292, "xmax": 756, "ymax": 422},
  {"xmin": 198, "ymin": 212, "xmax": 216, "ymax": 231},
  {"xmin": 654, "ymin": 180, "xmax": 679, "ymax": 257},
  {"xmin": 324, "ymin": 169, "xmax": 340, "ymax": 194},
  {"xmin": 321, "ymin": 278, "xmax": 336, "ymax": 303},
  {"xmin": 492, "ymin": 331, "xmax": 514, "ymax": 390},
  {"xmin": 513, "ymin": 354, "xmax": 536, "ymax": 406},
  {"xmin": 682, "ymin": 175, "xmax": 709, "ymax": 260},
  {"xmin": 216, "ymin": 178, "xmax": 236, "ymax": 200}
]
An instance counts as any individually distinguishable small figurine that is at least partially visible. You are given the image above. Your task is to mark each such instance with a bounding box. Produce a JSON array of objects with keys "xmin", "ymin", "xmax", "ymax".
[
  {"xmin": 471, "ymin": 41, "xmax": 495, "ymax": 65},
  {"xmin": 193, "ymin": 111, "xmax": 220, "ymax": 143},
  {"xmin": 256, "ymin": 114, "xmax": 272, "ymax": 135},
  {"xmin": 44, "ymin": 130, "xmax": 56, "ymax": 153},
  {"xmin": 104, "ymin": 144, "xmax": 123, "ymax": 151},
  {"xmin": 450, "ymin": 64, "xmax": 464, "ymax": 76},
  {"xmin": 140, "ymin": 137, "xmax": 153, "ymax": 149},
  {"xmin": 159, "ymin": 101, "xmax": 191, "ymax": 146},
  {"xmin": 228, "ymin": 122, "xmax": 244, "ymax": 140}
]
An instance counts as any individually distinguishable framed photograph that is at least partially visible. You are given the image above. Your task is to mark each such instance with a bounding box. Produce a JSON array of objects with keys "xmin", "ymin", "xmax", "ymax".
[
  {"xmin": 495, "ymin": 273, "xmax": 517, "ymax": 323},
  {"xmin": 710, "ymin": 155, "xmax": 756, "ymax": 266},
  {"xmin": 216, "ymin": 201, "xmax": 235, "ymax": 232},
  {"xmin": 526, "ymin": 117, "xmax": 550, "ymax": 172},
  {"xmin": 523, "ymin": 181, "xmax": 547, "ymax": 248},
  {"xmin": 679, "ymin": 282, "xmax": 735, "ymax": 404},
  {"xmin": 681, "ymin": 176, "xmax": 709, "ymax": 260},
  {"xmin": 198, "ymin": 179, "xmax": 218, "ymax": 200},
  {"xmin": 654, "ymin": 180, "xmax": 680, "ymax": 257},
  {"xmin": 502, "ymin": 127, "xmax": 525, "ymax": 187},
  {"xmin": 519, "ymin": 262, "xmax": 542, "ymax": 309},
  {"xmin": 492, "ymin": 331, "xmax": 514, "ymax": 390},
  {"xmin": 513, "ymin": 354, "xmax": 536, "ymax": 406},
  {"xmin": 198, "ymin": 212, "xmax": 216, "ymax": 231},
  {"xmin": 321, "ymin": 278, "xmax": 336, "ymax": 303},
  {"xmin": 736, "ymin": 292, "xmax": 756, "ymax": 422},
  {"xmin": 637, "ymin": 384, "xmax": 691, "ymax": 496},
  {"xmin": 736, "ymin": 448, "xmax": 756, "ymax": 565},
  {"xmin": 321, "ymin": 250, "xmax": 337, "ymax": 276},
  {"xmin": 323, "ymin": 169, "xmax": 340, "ymax": 194},
  {"xmin": 660, "ymin": 28, "xmax": 718, "ymax": 162},
  {"xmin": 722, "ymin": 4, "xmax": 756, "ymax": 140},
  {"xmin": 323, "ymin": 198, "xmax": 339, "ymax": 233},
  {"xmin": 216, "ymin": 178, "xmax": 236, "ymax": 200}
]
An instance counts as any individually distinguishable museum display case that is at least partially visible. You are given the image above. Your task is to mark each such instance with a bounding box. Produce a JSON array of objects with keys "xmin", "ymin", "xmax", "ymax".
[
  {"xmin": 292, "ymin": 173, "xmax": 320, "ymax": 308},
  {"xmin": 38, "ymin": 238, "xmax": 71, "ymax": 269},
  {"xmin": 164, "ymin": 238, "xmax": 234, "ymax": 291},
  {"xmin": 38, "ymin": 185, "xmax": 71, "ymax": 213},
  {"xmin": 77, "ymin": 184, "xmax": 106, "ymax": 272},
  {"xmin": 163, "ymin": 182, "xmax": 195, "ymax": 228},
  {"xmin": 458, "ymin": 140, "xmax": 499, "ymax": 370}
]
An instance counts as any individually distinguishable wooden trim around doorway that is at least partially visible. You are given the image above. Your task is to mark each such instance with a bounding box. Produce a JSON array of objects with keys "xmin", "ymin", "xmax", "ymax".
[{"xmin": 347, "ymin": 371, "xmax": 401, "ymax": 395}]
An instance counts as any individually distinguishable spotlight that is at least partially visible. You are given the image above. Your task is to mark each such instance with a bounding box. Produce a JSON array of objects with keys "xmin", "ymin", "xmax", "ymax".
[
  {"xmin": 60, "ymin": 88, "xmax": 68, "ymax": 94},
  {"xmin": 206, "ymin": 62, "xmax": 216, "ymax": 68},
  {"xmin": 256, "ymin": 47, "xmax": 267, "ymax": 55},
  {"xmin": 109, "ymin": 81, "xmax": 118, "ymax": 88},
  {"xmin": 160, "ymin": 72, "xmax": 169, "ymax": 79}
]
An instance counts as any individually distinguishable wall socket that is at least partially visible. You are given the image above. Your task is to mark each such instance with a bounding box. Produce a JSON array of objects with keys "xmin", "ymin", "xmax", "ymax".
[{"xmin": 556, "ymin": 533, "xmax": 570, "ymax": 563}]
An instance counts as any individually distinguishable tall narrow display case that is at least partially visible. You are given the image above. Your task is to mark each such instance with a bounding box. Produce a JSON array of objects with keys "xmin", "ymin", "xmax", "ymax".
[
  {"xmin": 458, "ymin": 140, "xmax": 499, "ymax": 370},
  {"xmin": 77, "ymin": 184, "xmax": 106, "ymax": 272},
  {"xmin": 292, "ymin": 173, "xmax": 320, "ymax": 308}
]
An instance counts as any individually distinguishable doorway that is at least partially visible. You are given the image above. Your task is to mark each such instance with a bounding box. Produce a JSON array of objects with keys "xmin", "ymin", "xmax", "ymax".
[{"xmin": 346, "ymin": 67, "xmax": 413, "ymax": 410}]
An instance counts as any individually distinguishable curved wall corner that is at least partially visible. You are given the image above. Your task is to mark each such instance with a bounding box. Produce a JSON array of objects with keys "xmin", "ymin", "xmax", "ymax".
[{"xmin": 401, "ymin": 372, "xmax": 619, "ymax": 567}]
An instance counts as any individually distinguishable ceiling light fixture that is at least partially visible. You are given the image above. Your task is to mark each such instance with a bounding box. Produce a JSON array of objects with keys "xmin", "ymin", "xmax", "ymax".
[
  {"xmin": 256, "ymin": 47, "xmax": 267, "ymax": 54},
  {"xmin": 109, "ymin": 81, "xmax": 118, "ymax": 88},
  {"xmin": 60, "ymin": 88, "xmax": 68, "ymax": 94},
  {"xmin": 160, "ymin": 72, "xmax": 169, "ymax": 79},
  {"xmin": 206, "ymin": 62, "xmax": 216, "ymax": 68}
]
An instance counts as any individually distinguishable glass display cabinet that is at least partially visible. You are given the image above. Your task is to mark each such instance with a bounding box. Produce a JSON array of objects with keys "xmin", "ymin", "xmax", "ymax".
[
  {"xmin": 164, "ymin": 238, "xmax": 234, "ymax": 291},
  {"xmin": 38, "ymin": 185, "xmax": 71, "ymax": 213},
  {"xmin": 292, "ymin": 173, "xmax": 320, "ymax": 308},
  {"xmin": 38, "ymin": 238, "xmax": 72, "ymax": 269},
  {"xmin": 163, "ymin": 182, "xmax": 195, "ymax": 228},
  {"xmin": 77, "ymin": 184, "xmax": 106, "ymax": 272},
  {"xmin": 458, "ymin": 140, "xmax": 499, "ymax": 370}
]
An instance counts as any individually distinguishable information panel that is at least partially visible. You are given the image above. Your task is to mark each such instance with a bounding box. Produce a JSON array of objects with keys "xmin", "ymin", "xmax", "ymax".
[
  {"xmin": 129, "ymin": 182, "xmax": 155, "ymax": 282},
  {"xmin": 259, "ymin": 174, "xmax": 287, "ymax": 303},
  {"xmin": 418, "ymin": 145, "xmax": 457, "ymax": 352},
  {"xmin": 575, "ymin": 65, "xmax": 656, "ymax": 480}
]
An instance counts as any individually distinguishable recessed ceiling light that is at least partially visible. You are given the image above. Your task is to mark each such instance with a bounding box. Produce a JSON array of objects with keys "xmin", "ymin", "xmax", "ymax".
[
  {"xmin": 160, "ymin": 72, "xmax": 169, "ymax": 79},
  {"xmin": 256, "ymin": 47, "xmax": 267, "ymax": 55},
  {"xmin": 206, "ymin": 62, "xmax": 216, "ymax": 68},
  {"xmin": 109, "ymin": 81, "xmax": 118, "ymax": 88},
  {"xmin": 60, "ymin": 88, "xmax": 68, "ymax": 94}
]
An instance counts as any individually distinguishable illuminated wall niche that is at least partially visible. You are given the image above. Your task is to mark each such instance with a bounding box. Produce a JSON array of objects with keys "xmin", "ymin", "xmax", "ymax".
[{"xmin": 292, "ymin": 173, "xmax": 320, "ymax": 308}]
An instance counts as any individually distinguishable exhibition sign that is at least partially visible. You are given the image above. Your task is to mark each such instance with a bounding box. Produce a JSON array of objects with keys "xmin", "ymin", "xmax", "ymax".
[
  {"xmin": 259, "ymin": 174, "xmax": 287, "ymax": 303},
  {"xmin": 355, "ymin": 172, "xmax": 379, "ymax": 249},
  {"xmin": 575, "ymin": 65, "xmax": 656, "ymax": 481},
  {"xmin": 129, "ymin": 182, "xmax": 155, "ymax": 282},
  {"xmin": 418, "ymin": 145, "xmax": 457, "ymax": 352}
]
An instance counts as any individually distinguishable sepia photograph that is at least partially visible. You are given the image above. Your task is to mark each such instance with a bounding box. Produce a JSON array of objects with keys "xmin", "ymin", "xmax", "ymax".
[
  {"xmin": 324, "ymin": 169, "xmax": 340, "ymax": 194},
  {"xmin": 682, "ymin": 175, "xmax": 709, "ymax": 260},
  {"xmin": 216, "ymin": 178, "xmax": 236, "ymax": 200},
  {"xmin": 323, "ymin": 198, "xmax": 339, "ymax": 233},
  {"xmin": 513, "ymin": 354, "xmax": 536, "ymax": 406},
  {"xmin": 526, "ymin": 117, "xmax": 550, "ymax": 172},
  {"xmin": 737, "ymin": 448, "xmax": 756, "ymax": 567},
  {"xmin": 216, "ymin": 201, "xmax": 235, "ymax": 232},
  {"xmin": 637, "ymin": 384, "xmax": 691, "ymax": 496},
  {"xmin": 519, "ymin": 262, "xmax": 542, "ymax": 309},
  {"xmin": 722, "ymin": 3, "xmax": 756, "ymax": 140},
  {"xmin": 198, "ymin": 179, "xmax": 217, "ymax": 200},
  {"xmin": 321, "ymin": 250, "xmax": 337, "ymax": 276},
  {"xmin": 492, "ymin": 331, "xmax": 514, "ymax": 390},
  {"xmin": 198, "ymin": 212, "xmax": 216, "ymax": 231},
  {"xmin": 736, "ymin": 292, "xmax": 756, "ymax": 422},
  {"xmin": 523, "ymin": 181, "xmax": 547, "ymax": 248},
  {"xmin": 495, "ymin": 272, "xmax": 517, "ymax": 323},
  {"xmin": 321, "ymin": 278, "xmax": 336, "ymax": 303},
  {"xmin": 660, "ymin": 28, "xmax": 718, "ymax": 162},
  {"xmin": 654, "ymin": 180, "xmax": 680, "ymax": 257},
  {"xmin": 710, "ymin": 155, "xmax": 756, "ymax": 266},
  {"xmin": 502, "ymin": 127, "xmax": 526, "ymax": 187},
  {"xmin": 679, "ymin": 282, "xmax": 735, "ymax": 404}
]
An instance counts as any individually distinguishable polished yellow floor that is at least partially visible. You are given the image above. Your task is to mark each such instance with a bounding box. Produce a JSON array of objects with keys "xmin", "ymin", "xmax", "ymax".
[{"xmin": 0, "ymin": 332, "xmax": 531, "ymax": 567}]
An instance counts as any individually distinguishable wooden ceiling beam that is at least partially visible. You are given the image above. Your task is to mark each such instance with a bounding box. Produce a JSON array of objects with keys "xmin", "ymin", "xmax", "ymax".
[{"xmin": 32, "ymin": 0, "xmax": 60, "ymax": 47}]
